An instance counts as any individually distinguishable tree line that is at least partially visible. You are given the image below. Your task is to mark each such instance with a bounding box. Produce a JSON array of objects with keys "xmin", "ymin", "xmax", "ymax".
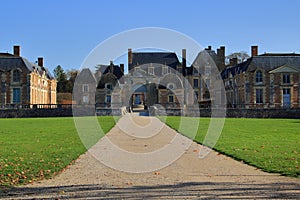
[{"xmin": 53, "ymin": 65, "xmax": 79, "ymax": 93}]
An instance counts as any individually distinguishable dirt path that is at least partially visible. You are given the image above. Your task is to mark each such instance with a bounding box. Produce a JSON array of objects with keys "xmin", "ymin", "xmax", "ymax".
[{"xmin": 1, "ymin": 114, "xmax": 300, "ymax": 199}]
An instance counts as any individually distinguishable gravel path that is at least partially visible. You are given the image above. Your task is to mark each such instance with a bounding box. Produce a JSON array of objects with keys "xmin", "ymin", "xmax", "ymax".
[{"xmin": 1, "ymin": 114, "xmax": 300, "ymax": 199}]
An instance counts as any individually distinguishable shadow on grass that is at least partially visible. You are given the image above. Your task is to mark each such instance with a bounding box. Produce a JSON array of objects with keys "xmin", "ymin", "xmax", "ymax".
[{"xmin": 1, "ymin": 181, "xmax": 300, "ymax": 199}]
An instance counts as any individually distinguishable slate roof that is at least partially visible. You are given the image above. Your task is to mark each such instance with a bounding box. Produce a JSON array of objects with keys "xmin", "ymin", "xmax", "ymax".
[
  {"xmin": 130, "ymin": 52, "xmax": 181, "ymax": 70},
  {"xmin": 0, "ymin": 52, "xmax": 55, "ymax": 80},
  {"xmin": 103, "ymin": 65, "xmax": 124, "ymax": 79},
  {"xmin": 222, "ymin": 54, "xmax": 300, "ymax": 79},
  {"xmin": 76, "ymin": 68, "xmax": 97, "ymax": 84}
]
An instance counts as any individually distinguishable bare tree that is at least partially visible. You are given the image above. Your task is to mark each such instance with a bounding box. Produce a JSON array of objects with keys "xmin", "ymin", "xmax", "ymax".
[{"xmin": 226, "ymin": 51, "xmax": 250, "ymax": 65}]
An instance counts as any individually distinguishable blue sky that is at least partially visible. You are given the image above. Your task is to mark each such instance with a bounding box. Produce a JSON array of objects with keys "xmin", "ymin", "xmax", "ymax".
[{"xmin": 1, "ymin": 0, "xmax": 300, "ymax": 73}]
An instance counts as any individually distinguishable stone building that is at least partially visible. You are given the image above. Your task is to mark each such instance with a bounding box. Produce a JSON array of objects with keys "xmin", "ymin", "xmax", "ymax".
[
  {"xmin": 222, "ymin": 46, "xmax": 300, "ymax": 108},
  {"xmin": 83, "ymin": 45, "xmax": 300, "ymax": 111},
  {"xmin": 94, "ymin": 47, "xmax": 226, "ymax": 111},
  {"xmin": 0, "ymin": 45, "xmax": 56, "ymax": 107}
]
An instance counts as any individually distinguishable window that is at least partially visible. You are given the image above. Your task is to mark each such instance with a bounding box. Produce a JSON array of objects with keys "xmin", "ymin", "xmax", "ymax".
[
  {"xmin": 205, "ymin": 65, "xmax": 211, "ymax": 76},
  {"xmin": 148, "ymin": 67, "xmax": 154, "ymax": 75},
  {"xmin": 256, "ymin": 70, "xmax": 263, "ymax": 83},
  {"xmin": 13, "ymin": 88, "xmax": 21, "ymax": 103},
  {"xmin": 167, "ymin": 83, "xmax": 174, "ymax": 90},
  {"xmin": 283, "ymin": 88, "xmax": 290, "ymax": 95},
  {"xmin": 256, "ymin": 89, "xmax": 263, "ymax": 103},
  {"xmin": 168, "ymin": 95, "xmax": 174, "ymax": 103},
  {"xmin": 205, "ymin": 79, "xmax": 210, "ymax": 89},
  {"xmin": 106, "ymin": 95, "xmax": 111, "ymax": 103},
  {"xmin": 1, "ymin": 81, "xmax": 6, "ymax": 93},
  {"xmin": 106, "ymin": 83, "xmax": 113, "ymax": 90},
  {"xmin": 162, "ymin": 66, "xmax": 168, "ymax": 75},
  {"xmin": 82, "ymin": 95, "xmax": 89, "ymax": 104},
  {"xmin": 83, "ymin": 84, "xmax": 89, "ymax": 92},
  {"xmin": 283, "ymin": 74, "xmax": 290, "ymax": 84},
  {"xmin": 194, "ymin": 91, "xmax": 199, "ymax": 101},
  {"xmin": 193, "ymin": 79, "xmax": 199, "ymax": 88},
  {"xmin": 13, "ymin": 70, "xmax": 21, "ymax": 82}
]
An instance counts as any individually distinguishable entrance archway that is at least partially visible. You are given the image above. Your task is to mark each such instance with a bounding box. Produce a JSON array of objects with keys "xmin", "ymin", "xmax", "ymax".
[{"xmin": 131, "ymin": 84, "xmax": 147, "ymax": 112}]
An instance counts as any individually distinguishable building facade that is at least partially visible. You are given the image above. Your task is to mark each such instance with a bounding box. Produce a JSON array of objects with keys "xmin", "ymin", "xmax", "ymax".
[
  {"xmin": 222, "ymin": 46, "xmax": 300, "ymax": 108},
  {"xmin": 0, "ymin": 46, "xmax": 56, "ymax": 107},
  {"xmin": 78, "ymin": 45, "xmax": 300, "ymax": 110}
]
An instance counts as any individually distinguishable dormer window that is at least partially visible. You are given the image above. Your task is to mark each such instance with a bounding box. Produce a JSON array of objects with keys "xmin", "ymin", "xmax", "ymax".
[
  {"xmin": 13, "ymin": 70, "xmax": 21, "ymax": 82},
  {"xmin": 106, "ymin": 83, "xmax": 113, "ymax": 90},
  {"xmin": 256, "ymin": 70, "xmax": 263, "ymax": 83},
  {"xmin": 148, "ymin": 67, "xmax": 154, "ymax": 75},
  {"xmin": 193, "ymin": 79, "xmax": 199, "ymax": 88},
  {"xmin": 283, "ymin": 74, "xmax": 290, "ymax": 84},
  {"xmin": 162, "ymin": 66, "xmax": 168, "ymax": 75},
  {"xmin": 167, "ymin": 83, "xmax": 175, "ymax": 90}
]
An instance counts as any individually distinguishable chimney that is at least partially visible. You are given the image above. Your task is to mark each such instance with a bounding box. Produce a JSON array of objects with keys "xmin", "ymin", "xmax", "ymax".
[
  {"xmin": 120, "ymin": 64, "xmax": 124, "ymax": 73},
  {"xmin": 128, "ymin": 48, "xmax": 133, "ymax": 70},
  {"xmin": 251, "ymin": 45, "xmax": 258, "ymax": 57},
  {"xmin": 206, "ymin": 45, "xmax": 212, "ymax": 50},
  {"xmin": 38, "ymin": 57, "xmax": 44, "ymax": 67},
  {"xmin": 13, "ymin": 45, "xmax": 20, "ymax": 56},
  {"xmin": 232, "ymin": 57, "xmax": 238, "ymax": 66},
  {"xmin": 218, "ymin": 46, "xmax": 225, "ymax": 68},
  {"xmin": 182, "ymin": 49, "xmax": 186, "ymax": 76}
]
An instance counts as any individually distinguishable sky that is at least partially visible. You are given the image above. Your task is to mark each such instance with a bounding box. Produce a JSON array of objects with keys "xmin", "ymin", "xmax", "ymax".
[{"xmin": 1, "ymin": 0, "xmax": 300, "ymax": 73}]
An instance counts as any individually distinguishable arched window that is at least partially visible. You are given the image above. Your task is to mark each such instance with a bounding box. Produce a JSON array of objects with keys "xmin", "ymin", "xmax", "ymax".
[
  {"xmin": 13, "ymin": 70, "xmax": 21, "ymax": 82},
  {"xmin": 256, "ymin": 70, "xmax": 263, "ymax": 83}
]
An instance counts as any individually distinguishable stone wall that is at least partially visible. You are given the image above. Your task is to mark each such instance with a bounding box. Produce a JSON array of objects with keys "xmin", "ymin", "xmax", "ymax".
[
  {"xmin": 152, "ymin": 107, "xmax": 300, "ymax": 119},
  {"xmin": 0, "ymin": 108, "xmax": 73, "ymax": 118},
  {"xmin": 0, "ymin": 107, "xmax": 299, "ymax": 118}
]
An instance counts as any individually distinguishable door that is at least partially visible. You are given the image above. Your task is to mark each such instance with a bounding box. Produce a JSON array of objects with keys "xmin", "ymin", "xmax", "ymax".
[
  {"xmin": 283, "ymin": 88, "xmax": 291, "ymax": 108},
  {"xmin": 13, "ymin": 88, "xmax": 21, "ymax": 104}
]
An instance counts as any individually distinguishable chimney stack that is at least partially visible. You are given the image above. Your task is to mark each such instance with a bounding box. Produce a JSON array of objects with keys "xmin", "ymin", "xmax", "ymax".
[
  {"xmin": 128, "ymin": 48, "xmax": 133, "ymax": 70},
  {"xmin": 182, "ymin": 49, "xmax": 186, "ymax": 76},
  {"xmin": 13, "ymin": 45, "xmax": 20, "ymax": 56},
  {"xmin": 120, "ymin": 64, "xmax": 124, "ymax": 73},
  {"xmin": 218, "ymin": 46, "xmax": 225, "ymax": 68},
  {"xmin": 232, "ymin": 57, "xmax": 238, "ymax": 66},
  {"xmin": 38, "ymin": 57, "xmax": 44, "ymax": 67},
  {"xmin": 251, "ymin": 45, "xmax": 258, "ymax": 57}
]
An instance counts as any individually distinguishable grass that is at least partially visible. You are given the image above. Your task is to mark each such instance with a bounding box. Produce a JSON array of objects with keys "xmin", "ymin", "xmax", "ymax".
[
  {"xmin": 0, "ymin": 116, "xmax": 117, "ymax": 187},
  {"xmin": 165, "ymin": 117, "xmax": 300, "ymax": 177}
]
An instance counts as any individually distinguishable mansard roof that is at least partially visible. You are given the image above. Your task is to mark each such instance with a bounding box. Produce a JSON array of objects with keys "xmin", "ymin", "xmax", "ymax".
[
  {"xmin": 222, "ymin": 53, "xmax": 300, "ymax": 79},
  {"xmin": 0, "ymin": 52, "xmax": 55, "ymax": 80},
  {"xmin": 131, "ymin": 52, "xmax": 180, "ymax": 69}
]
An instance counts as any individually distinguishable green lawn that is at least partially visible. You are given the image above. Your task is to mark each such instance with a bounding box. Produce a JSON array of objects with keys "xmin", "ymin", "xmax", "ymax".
[
  {"xmin": 0, "ymin": 116, "xmax": 116, "ymax": 187},
  {"xmin": 166, "ymin": 117, "xmax": 300, "ymax": 177}
]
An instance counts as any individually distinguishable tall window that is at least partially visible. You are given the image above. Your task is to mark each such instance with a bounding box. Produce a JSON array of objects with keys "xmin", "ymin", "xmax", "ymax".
[
  {"xmin": 13, "ymin": 70, "xmax": 21, "ymax": 82},
  {"xmin": 13, "ymin": 88, "xmax": 21, "ymax": 103},
  {"xmin": 283, "ymin": 74, "xmax": 290, "ymax": 84},
  {"xmin": 148, "ymin": 67, "xmax": 154, "ymax": 75},
  {"xmin": 256, "ymin": 89, "xmax": 263, "ymax": 103},
  {"xmin": 194, "ymin": 91, "xmax": 199, "ymax": 101},
  {"xmin": 205, "ymin": 79, "xmax": 210, "ymax": 89},
  {"xmin": 256, "ymin": 70, "xmax": 263, "ymax": 83},
  {"xmin": 82, "ymin": 95, "xmax": 89, "ymax": 104},
  {"xmin": 168, "ymin": 95, "xmax": 174, "ymax": 103},
  {"xmin": 162, "ymin": 66, "xmax": 168, "ymax": 75},
  {"xmin": 193, "ymin": 79, "xmax": 199, "ymax": 88},
  {"xmin": 106, "ymin": 95, "xmax": 111, "ymax": 103},
  {"xmin": 83, "ymin": 84, "xmax": 89, "ymax": 92}
]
